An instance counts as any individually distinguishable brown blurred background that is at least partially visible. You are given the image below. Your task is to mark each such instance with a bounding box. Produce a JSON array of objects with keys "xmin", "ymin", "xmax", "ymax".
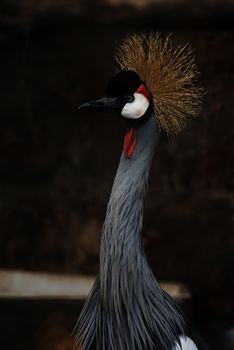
[{"xmin": 0, "ymin": 0, "xmax": 234, "ymax": 349}]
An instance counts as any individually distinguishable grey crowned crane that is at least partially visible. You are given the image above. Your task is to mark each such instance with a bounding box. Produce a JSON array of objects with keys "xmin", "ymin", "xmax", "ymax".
[{"xmin": 77, "ymin": 33, "xmax": 204, "ymax": 350}]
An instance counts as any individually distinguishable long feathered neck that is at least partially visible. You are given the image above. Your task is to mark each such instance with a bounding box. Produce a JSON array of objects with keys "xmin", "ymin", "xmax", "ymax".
[
  {"xmin": 77, "ymin": 110, "xmax": 190, "ymax": 350},
  {"xmin": 100, "ymin": 110, "xmax": 158, "ymax": 301}
]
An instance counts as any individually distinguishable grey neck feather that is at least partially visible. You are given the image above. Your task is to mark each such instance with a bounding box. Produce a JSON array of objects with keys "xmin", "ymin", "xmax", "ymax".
[
  {"xmin": 100, "ymin": 111, "xmax": 158, "ymax": 302},
  {"xmin": 77, "ymin": 110, "xmax": 190, "ymax": 350}
]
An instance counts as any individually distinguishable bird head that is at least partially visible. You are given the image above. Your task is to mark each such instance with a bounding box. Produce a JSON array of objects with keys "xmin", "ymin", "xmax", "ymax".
[
  {"xmin": 79, "ymin": 33, "xmax": 203, "ymax": 135},
  {"xmin": 79, "ymin": 70, "xmax": 151, "ymax": 121},
  {"xmin": 79, "ymin": 33, "xmax": 203, "ymax": 158}
]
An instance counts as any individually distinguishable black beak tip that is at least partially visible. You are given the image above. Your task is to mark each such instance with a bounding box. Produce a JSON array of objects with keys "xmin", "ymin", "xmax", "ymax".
[{"xmin": 78, "ymin": 102, "xmax": 88, "ymax": 110}]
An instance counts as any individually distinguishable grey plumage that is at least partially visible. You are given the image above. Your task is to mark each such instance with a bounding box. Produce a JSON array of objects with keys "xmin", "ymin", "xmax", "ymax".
[{"xmin": 76, "ymin": 110, "xmax": 197, "ymax": 350}]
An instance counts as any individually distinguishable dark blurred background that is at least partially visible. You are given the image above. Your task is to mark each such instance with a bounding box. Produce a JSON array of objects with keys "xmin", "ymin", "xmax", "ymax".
[{"xmin": 0, "ymin": 0, "xmax": 234, "ymax": 349}]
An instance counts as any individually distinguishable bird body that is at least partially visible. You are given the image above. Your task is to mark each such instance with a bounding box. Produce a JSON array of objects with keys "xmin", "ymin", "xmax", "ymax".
[{"xmin": 77, "ymin": 34, "xmax": 203, "ymax": 350}]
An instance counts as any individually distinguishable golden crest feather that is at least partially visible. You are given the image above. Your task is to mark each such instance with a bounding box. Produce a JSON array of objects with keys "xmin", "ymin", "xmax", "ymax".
[{"xmin": 115, "ymin": 33, "xmax": 203, "ymax": 135}]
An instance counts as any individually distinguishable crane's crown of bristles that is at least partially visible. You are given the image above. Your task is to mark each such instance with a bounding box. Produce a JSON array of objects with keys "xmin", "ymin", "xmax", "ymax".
[{"xmin": 115, "ymin": 33, "xmax": 204, "ymax": 135}]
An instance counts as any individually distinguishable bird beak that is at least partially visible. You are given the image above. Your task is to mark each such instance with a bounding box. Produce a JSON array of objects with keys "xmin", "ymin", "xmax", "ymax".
[{"xmin": 79, "ymin": 97, "xmax": 121, "ymax": 112}]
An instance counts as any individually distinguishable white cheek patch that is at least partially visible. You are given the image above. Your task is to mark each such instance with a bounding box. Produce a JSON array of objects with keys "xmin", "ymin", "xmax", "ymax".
[{"xmin": 121, "ymin": 93, "xmax": 149, "ymax": 119}]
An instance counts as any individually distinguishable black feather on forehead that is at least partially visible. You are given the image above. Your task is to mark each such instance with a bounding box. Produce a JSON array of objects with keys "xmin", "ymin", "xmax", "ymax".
[{"xmin": 106, "ymin": 70, "xmax": 142, "ymax": 97}]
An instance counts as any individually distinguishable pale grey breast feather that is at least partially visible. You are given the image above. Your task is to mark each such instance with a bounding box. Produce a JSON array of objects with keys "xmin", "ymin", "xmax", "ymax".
[{"xmin": 174, "ymin": 336, "xmax": 198, "ymax": 350}]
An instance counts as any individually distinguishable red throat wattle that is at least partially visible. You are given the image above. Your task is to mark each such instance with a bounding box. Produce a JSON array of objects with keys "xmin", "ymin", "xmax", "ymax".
[{"xmin": 124, "ymin": 128, "xmax": 136, "ymax": 159}]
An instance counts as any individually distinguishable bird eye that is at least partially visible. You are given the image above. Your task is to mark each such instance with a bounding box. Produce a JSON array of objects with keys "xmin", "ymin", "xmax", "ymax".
[{"xmin": 124, "ymin": 95, "xmax": 134, "ymax": 103}]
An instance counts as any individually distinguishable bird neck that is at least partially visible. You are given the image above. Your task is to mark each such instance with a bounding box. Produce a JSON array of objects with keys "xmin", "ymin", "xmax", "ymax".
[
  {"xmin": 100, "ymin": 110, "xmax": 159, "ymax": 299},
  {"xmin": 78, "ymin": 109, "xmax": 192, "ymax": 350}
]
